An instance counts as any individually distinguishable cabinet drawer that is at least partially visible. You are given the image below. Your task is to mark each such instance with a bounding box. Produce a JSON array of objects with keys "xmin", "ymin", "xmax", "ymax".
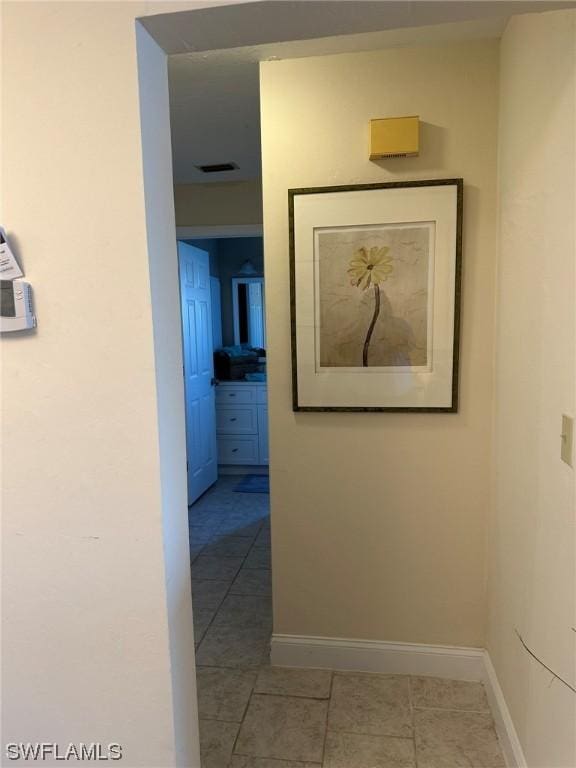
[
  {"xmin": 216, "ymin": 386, "xmax": 256, "ymax": 405},
  {"xmin": 217, "ymin": 405, "xmax": 257, "ymax": 435},
  {"xmin": 218, "ymin": 436, "xmax": 259, "ymax": 465}
]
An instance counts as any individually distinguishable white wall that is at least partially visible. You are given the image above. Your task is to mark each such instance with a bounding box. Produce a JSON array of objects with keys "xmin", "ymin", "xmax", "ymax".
[
  {"xmin": 1, "ymin": 3, "xmax": 198, "ymax": 765},
  {"xmin": 260, "ymin": 39, "xmax": 499, "ymax": 647},
  {"xmin": 488, "ymin": 10, "xmax": 576, "ymax": 767},
  {"xmin": 136, "ymin": 24, "xmax": 200, "ymax": 768}
]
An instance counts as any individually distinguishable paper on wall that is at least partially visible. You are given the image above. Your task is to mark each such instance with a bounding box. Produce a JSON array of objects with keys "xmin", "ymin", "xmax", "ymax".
[{"xmin": 0, "ymin": 228, "xmax": 24, "ymax": 280}]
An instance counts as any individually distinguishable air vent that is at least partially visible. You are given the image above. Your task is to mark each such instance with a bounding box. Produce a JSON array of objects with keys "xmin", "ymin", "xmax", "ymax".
[{"xmin": 196, "ymin": 162, "xmax": 238, "ymax": 174}]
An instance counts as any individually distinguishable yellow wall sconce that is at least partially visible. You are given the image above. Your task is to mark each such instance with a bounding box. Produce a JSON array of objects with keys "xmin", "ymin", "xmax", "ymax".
[{"xmin": 369, "ymin": 116, "xmax": 420, "ymax": 159}]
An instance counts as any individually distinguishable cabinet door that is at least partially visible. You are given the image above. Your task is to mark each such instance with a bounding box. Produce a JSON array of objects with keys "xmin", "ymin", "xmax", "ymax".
[{"xmin": 257, "ymin": 405, "xmax": 269, "ymax": 465}]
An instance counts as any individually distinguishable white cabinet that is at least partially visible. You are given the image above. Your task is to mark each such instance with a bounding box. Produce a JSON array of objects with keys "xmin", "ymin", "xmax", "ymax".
[
  {"xmin": 257, "ymin": 405, "xmax": 269, "ymax": 464},
  {"xmin": 216, "ymin": 383, "xmax": 268, "ymax": 465}
]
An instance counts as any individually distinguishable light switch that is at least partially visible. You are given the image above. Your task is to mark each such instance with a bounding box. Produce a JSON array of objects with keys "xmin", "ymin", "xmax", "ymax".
[{"xmin": 561, "ymin": 415, "xmax": 573, "ymax": 467}]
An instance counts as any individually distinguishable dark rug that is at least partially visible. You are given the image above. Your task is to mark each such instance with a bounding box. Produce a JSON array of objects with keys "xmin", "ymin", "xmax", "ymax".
[{"xmin": 234, "ymin": 474, "xmax": 270, "ymax": 494}]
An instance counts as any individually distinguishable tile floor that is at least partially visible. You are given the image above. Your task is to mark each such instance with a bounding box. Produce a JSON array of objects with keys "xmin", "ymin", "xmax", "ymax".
[{"xmin": 189, "ymin": 477, "xmax": 506, "ymax": 768}]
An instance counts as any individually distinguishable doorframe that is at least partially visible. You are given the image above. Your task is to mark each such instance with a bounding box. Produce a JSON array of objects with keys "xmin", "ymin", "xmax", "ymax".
[{"xmin": 136, "ymin": 13, "xmax": 269, "ymax": 768}]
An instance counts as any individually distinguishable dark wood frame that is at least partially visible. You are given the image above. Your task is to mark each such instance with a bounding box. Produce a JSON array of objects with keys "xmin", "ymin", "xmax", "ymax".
[{"xmin": 288, "ymin": 178, "xmax": 463, "ymax": 412}]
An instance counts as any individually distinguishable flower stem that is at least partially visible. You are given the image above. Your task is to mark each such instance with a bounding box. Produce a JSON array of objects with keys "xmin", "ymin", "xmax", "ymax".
[{"xmin": 362, "ymin": 284, "xmax": 380, "ymax": 367}]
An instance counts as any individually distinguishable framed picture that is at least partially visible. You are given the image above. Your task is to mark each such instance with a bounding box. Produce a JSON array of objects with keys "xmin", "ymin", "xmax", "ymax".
[{"xmin": 289, "ymin": 178, "xmax": 463, "ymax": 412}]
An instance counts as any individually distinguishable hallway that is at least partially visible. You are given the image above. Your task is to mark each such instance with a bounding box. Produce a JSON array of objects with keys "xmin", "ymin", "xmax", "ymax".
[
  {"xmin": 189, "ymin": 479, "xmax": 506, "ymax": 768},
  {"xmin": 190, "ymin": 476, "xmax": 272, "ymax": 665}
]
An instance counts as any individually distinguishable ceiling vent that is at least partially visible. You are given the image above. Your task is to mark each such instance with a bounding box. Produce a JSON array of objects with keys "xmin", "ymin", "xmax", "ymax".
[{"xmin": 196, "ymin": 162, "xmax": 238, "ymax": 174}]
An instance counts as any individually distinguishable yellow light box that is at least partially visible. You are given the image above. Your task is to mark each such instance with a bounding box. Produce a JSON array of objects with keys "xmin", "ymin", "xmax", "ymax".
[{"xmin": 369, "ymin": 116, "xmax": 420, "ymax": 159}]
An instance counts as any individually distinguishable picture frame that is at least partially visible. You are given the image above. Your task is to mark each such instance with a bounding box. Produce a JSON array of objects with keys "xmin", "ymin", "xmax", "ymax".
[{"xmin": 289, "ymin": 178, "xmax": 463, "ymax": 412}]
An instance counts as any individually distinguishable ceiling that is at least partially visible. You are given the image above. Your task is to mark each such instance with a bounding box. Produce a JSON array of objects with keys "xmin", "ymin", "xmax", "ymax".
[
  {"xmin": 163, "ymin": 1, "xmax": 575, "ymax": 184},
  {"xmin": 169, "ymin": 47, "xmax": 262, "ymax": 183}
]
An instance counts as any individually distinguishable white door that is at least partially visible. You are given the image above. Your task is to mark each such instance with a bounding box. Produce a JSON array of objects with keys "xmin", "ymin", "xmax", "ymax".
[{"xmin": 179, "ymin": 242, "xmax": 218, "ymax": 505}]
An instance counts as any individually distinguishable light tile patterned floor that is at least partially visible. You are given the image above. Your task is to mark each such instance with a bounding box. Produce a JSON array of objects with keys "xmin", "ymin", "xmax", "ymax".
[{"xmin": 189, "ymin": 477, "xmax": 505, "ymax": 768}]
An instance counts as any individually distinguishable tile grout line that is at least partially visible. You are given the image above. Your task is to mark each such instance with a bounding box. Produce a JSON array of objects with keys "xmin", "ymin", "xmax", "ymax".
[
  {"xmin": 412, "ymin": 705, "xmax": 493, "ymax": 714},
  {"xmin": 199, "ymin": 714, "xmax": 248, "ymax": 725},
  {"xmin": 191, "ymin": 507, "xmax": 230, "ymax": 646},
  {"xmin": 319, "ymin": 670, "xmax": 335, "ymax": 765},
  {"xmin": 202, "ymin": 586, "xmax": 271, "ymax": 643},
  {"xmin": 193, "ymin": 539, "xmax": 244, "ymax": 647},
  {"xmin": 324, "ymin": 728, "xmax": 416, "ymax": 741},
  {"xmin": 408, "ymin": 675, "xmax": 419, "ymax": 768},
  {"xmin": 324, "ymin": 727, "xmax": 417, "ymax": 741},
  {"xmin": 236, "ymin": 670, "xmax": 258, "ymax": 731},
  {"xmin": 194, "ymin": 581, "xmax": 232, "ymax": 648},
  {"xmin": 249, "ymin": 691, "xmax": 332, "ymax": 702},
  {"xmin": 229, "ymin": 686, "xmax": 251, "ymax": 761},
  {"xmin": 195, "ymin": 580, "xmax": 248, "ymax": 647}
]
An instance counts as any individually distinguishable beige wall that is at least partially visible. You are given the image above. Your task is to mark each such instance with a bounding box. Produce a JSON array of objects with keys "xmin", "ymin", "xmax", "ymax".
[
  {"xmin": 1, "ymin": 3, "xmax": 199, "ymax": 765},
  {"xmin": 174, "ymin": 180, "xmax": 263, "ymax": 226},
  {"xmin": 261, "ymin": 40, "xmax": 499, "ymax": 646},
  {"xmin": 488, "ymin": 10, "xmax": 576, "ymax": 767}
]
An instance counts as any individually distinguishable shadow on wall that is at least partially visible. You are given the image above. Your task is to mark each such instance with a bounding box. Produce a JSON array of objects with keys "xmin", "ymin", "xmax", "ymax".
[{"xmin": 372, "ymin": 122, "xmax": 445, "ymax": 173}]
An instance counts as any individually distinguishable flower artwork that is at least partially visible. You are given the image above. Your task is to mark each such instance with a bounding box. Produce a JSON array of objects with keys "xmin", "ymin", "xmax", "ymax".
[
  {"xmin": 347, "ymin": 246, "xmax": 393, "ymax": 366},
  {"xmin": 289, "ymin": 179, "xmax": 462, "ymax": 410},
  {"xmin": 317, "ymin": 224, "xmax": 432, "ymax": 370}
]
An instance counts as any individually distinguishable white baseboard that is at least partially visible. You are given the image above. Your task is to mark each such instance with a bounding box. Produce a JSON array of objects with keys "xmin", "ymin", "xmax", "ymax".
[
  {"xmin": 482, "ymin": 651, "xmax": 527, "ymax": 768},
  {"xmin": 271, "ymin": 633, "xmax": 485, "ymax": 681},
  {"xmin": 270, "ymin": 634, "xmax": 526, "ymax": 768}
]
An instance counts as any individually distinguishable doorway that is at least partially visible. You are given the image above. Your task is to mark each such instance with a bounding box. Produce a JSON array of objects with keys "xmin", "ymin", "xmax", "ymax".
[
  {"xmin": 132, "ymin": 3, "xmax": 540, "ymax": 764},
  {"xmin": 178, "ymin": 234, "xmax": 269, "ymax": 506},
  {"xmin": 177, "ymin": 231, "xmax": 272, "ymax": 707}
]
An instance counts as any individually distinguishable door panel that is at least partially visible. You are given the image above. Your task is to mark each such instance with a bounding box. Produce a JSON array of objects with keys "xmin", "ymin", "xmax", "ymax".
[
  {"xmin": 179, "ymin": 242, "xmax": 217, "ymax": 505},
  {"xmin": 188, "ymin": 398, "xmax": 201, "ymax": 476},
  {"xmin": 185, "ymin": 301, "xmax": 198, "ymax": 376},
  {"xmin": 197, "ymin": 300, "xmax": 210, "ymax": 373}
]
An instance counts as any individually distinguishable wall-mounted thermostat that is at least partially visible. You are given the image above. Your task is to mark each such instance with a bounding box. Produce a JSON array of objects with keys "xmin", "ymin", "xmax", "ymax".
[{"xmin": 1, "ymin": 279, "xmax": 36, "ymax": 332}]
